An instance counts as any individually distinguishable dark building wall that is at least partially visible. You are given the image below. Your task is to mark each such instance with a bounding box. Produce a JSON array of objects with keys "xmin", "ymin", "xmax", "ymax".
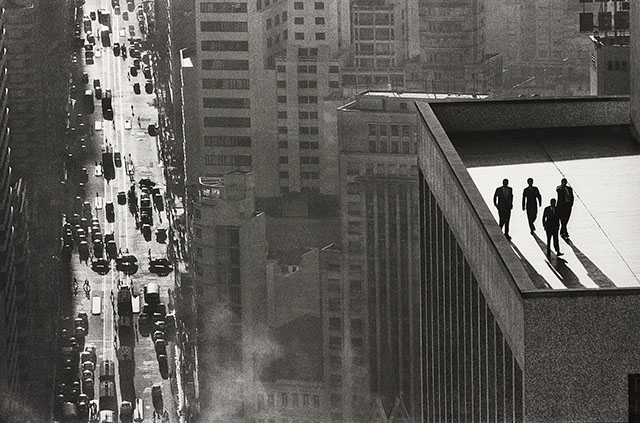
[
  {"xmin": 417, "ymin": 101, "xmax": 532, "ymax": 421},
  {"xmin": 428, "ymin": 97, "xmax": 630, "ymax": 133},
  {"xmin": 420, "ymin": 176, "xmax": 523, "ymax": 422},
  {"xmin": 630, "ymin": 0, "xmax": 640, "ymax": 132},
  {"xmin": 524, "ymin": 292, "xmax": 640, "ymax": 422}
]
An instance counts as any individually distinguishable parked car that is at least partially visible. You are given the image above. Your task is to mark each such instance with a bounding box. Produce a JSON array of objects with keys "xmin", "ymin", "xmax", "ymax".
[
  {"xmin": 133, "ymin": 83, "xmax": 140, "ymax": 94},
  {"xmin": 151, "ymin": 385, "xmax": 163, "ymax": 413},
  {"xmin": 145, "ymin": 81, "xmax": 153, "ymax": 94},
  {"xmin": 128, "ymin": 24, "xmax": 135, "ymax": 36},
  {"xmin": 123, "ymin": 11, "xmax": 129, "ymax": 20},
  {"xmin": 90, "ymin": 11, "xmax": 96, "ymax": 20},
  {"xmin": 124, "ymin": 120, "xmax": 132, "ymax": 130},
  {"xmin": 105, "ymin": 202, "xmax": 115, "ymax": 223},
  {"xmin": 113, "ymin": 42, "xmax": 120, "ymax": 56},
  {"xmin": 117, "ymin": 191, "xmax": 126, "ymax": 205},
  {"xmin": 81, "ymin": 72, "xmax": 89, "ymax": 84},
  {"xmin": 130, "ymin": 66, "xmax": 138, "ymax": 77}
]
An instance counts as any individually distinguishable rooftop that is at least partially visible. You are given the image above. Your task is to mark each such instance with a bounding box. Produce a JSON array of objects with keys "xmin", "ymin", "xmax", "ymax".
[
  {"xmin": 452, "ymin": 125, "xmax": 640, "ymax": 290},
  {"xmin": 357, "ymin": 90, "xmax": 491, "ymax": 101}
]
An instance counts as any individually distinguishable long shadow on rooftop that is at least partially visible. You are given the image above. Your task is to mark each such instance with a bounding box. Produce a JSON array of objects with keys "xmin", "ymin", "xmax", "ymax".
[
  {"xmin": 453, "ymin": 126, "xmax": 640, "ymax": 168},
  {"xmin": 509, "ymin": 240, "xmax": 550, "ymax": 290},
  {"xmin": 532, "ymin": 233, "xmax": 584, "ymax": 289},
  {"xmin": 563, "ymin": 238, "xmax": 616, "ymax": 288}
]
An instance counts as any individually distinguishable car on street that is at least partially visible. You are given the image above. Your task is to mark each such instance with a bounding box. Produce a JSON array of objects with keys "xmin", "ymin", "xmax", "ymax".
[
  {"xmin": 90, "ymin": 11, "xmax": 96, "ymax": 20},
  {"xmin": 127, "ymin": 1, "xmax": 135, "ymax": 12},
  {"xmin": 130, "ymin": 66, "xmax": 138, "ymax": 77},
  {"xmin": 145, "ymin": 81, "xmax": 153, "ymax": 94},
  {"xmin": 83, "ymin": 17, "xmax": 92, "ymax": 32},
  {"xmin": 81, "ymin": 72, "xmax": 89, "ymax": 84},
  {"xmin": 94, "ymin": 163, "xmax": 103, "ymax": 177},
  {"xmin": 91, "ymin": 296, "xmax": 102, "ymax": 315},
  {"xmin": 120, "ymin": 28, "xmax": 126, "ymax": 38},
  {"xmin": 128, "ymin": 24, "xmax": 135, "ymax": 36},
  {"xmin": 133, "ymin": 58, "xmax": 140, "ymax": 69},
  {"xmin": 133, "ymin": 83, "xmax": 140, "ymax": 94},
  {"xmin": 151, "ymin": 385, "xmax": 163, "ymax": 414},
  {"xmin": 124, "ymin": 119, "xmax": 132, "ymax": 130},
  {"xmin": 104, "ymin": 107, "xmax": 113, "ymax": 120},
  {"xmin": 113, "ymin": 42, "xmax": 120, "ymax": 56},
  {"xmin": 117, "ymin": 191, "xmax": 126, "ymax": 205},
  {"xmin": 93, "ymin": 79, "xmax": 100, "ymax": 89},
  {"xmin": 86, "ymin": 32, "xmax": 95, "ymax": 44},
  {"xmin": 143, "ymin": 67, "xmax": 151, "ymax": 79},
  {"xmin": 147, "ymin": 125, "xmax": 157, "ymax": 137},
  {"xmin": 114, "ymin": 5, "xmax": 120, "ymax": 14},
  {"xmin": 114, "ymin": 152, "xmax": 122, "ymax": 167},
  {"xmin": 105, "ymin": 202, "xmax": 115, "ymax": 223},
  {"xmin": 123, "ymin": 11, "xmax": 129, "ymax": 20},
  {"xmin": 85, "ymin": 52, "xmax": 94, "ymax": 65},
  {"xmin": 85, "ymin": 43, "xmax": 93, "ymax": 51}
]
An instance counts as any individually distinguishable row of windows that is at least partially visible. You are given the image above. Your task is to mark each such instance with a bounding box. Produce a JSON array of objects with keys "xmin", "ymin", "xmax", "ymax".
[
  {"xmin": 301, "ymin": 156, "xmax": 319, "ymax": 164},
  {"xmin": 294, "ymin": 16, "xmax": 325, "ymax": 25},
  {"xmin": 298, "ymin": 47, "xmax": 318, "ymax": 57},
  {"xmin": 204, "ymin": 154, "xmax": 252, "ymax": 166},
  {"xmin": 355, "ymin": 42, "xmax": 393, "ymax": 55},
  {"xmin": 294, "ymin": 1, "xmax": 324, "ymax": 10},
  {"xmin": 204, "ymin": 117, "xmax": 251, "ymax": 127},
  {"xmin": 300, "ymin": 141, "xmax": 319, "ymax": 149},
  {"xmin": 265, "ymin": 11, "xmax": 287, "ymax": 28},
  {"xmin": 353, "ymin": 12, "xmax": 394, "ymax": 26},
  {"xmin": 299, "ymin": 126, "xmax": 319, "ymax": 134},
  {"xmin": 301, "ymin": 171, "xmax": 319, "ymax": 179},
  {"xmin": 203, "ymin": 97, "xmax": 250, "ymax": 109},
  {"xmin": 368, "ymin": 123, "xmax": 415, "ymax": 138},
  {"xmin": 201, "ymin": 40, "xmax": 248, "ymax": 52},
  {"xmin": 354, "ymin": 57, "xmax": 396, "ymax": 68},
  {"xmin": 298, "ymin": 96, "xmax": 318, "ymax": 104},
  {"xmin": 342, "ymin": 73, "xmax": 404, "ymax": 86},
  {"xmin": 203, "ymin": 135, "xmax": 251, "ymax": 147},
  {"xmin": 607, "ymin": 60, "xmax": 628, "ymax": 72},
  {"xmin": 345, "ymin": 161, "xmax": 418, "ymax": 177},
  {"xmin": 200, "ymin": 21, "xmax": 248, "ymax": 32},
  {"xmin": 202, "ymin": 78, "xmax": 250, "ymax": 90},
  {"xmin": 299, "ymin": 111, "xmax": 318, "ymax": 119},
  {"xmin": 354, "ymin": 28, "xmax": 395, "ymax": 41},
  {"xmin": 257, "ymin": 392, "xmax": 321, "ymax": 410},
  {"xmin": 200, "ymin": 2, "xmax": 247, "ymax": 13},
  {"xmin": 202, "ymin": 59, "xmax": 249, "ymax": 70},
  {"xmin": 294, "ymin": 32, "xmax": 325, "ymax": 41},
  {"xmin": 298, "ymin": 80, "xmax": 317, "ymax": 88},
  {"xmin": 276, "ymin": 64, "xmax": 338, "ymax": 73}
]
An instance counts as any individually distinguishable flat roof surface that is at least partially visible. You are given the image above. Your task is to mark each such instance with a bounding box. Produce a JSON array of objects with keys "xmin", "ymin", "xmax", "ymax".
[
  {"xmin": 359, "ymin": 91, "xmax": 490, "ymax": 100},
  {"xmin": 453, "ymin": 126, "xmax": 640, "ymax": 290}
]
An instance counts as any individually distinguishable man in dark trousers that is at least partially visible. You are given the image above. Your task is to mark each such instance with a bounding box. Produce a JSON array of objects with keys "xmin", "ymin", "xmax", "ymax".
[
  {"xmin": 522, "ymin": 177, "xmax": 542, "ymax": 234},
  {"xmin": 493, "ymin": 178, "xmax": 513, "ymax": 240},
  {"xmin": 556, "ymin": 177, "xmax": 574, "ymax": 239},
  {"xmin": 542, "ymin": 198, "xmax": 563, "ymax": 257}
]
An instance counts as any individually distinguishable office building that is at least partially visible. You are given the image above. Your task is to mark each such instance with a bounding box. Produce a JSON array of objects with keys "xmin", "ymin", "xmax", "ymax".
[
  {"xmin": 0, "ymin": 0, "xmax": 24, "ymax": 410},
  {"xmin": 417, "ymin": 0, "xmax": 502, "ymax": 93},
  {"xmin": 417, "ymin": 95, "xmax": 640, "ymax": 421},
  {"xmin": 3, "ymin": 0, "xmax": 39, "ymax": 175},
  {"xmin": 189, "ymin": 170, "xmax": 267, "ymax": 421},
  {"xmin": 341, "ymin": 0, "xmax": 420, "ymax": 95},
  {"xmin": 337, "ymin": 91, "xmax": 422, "ymax": 422},
  {"xmin": 589, "ymin": 34, "xmax": 630, "ymax": 96},
  {"xmin": 632, "ymin": 0, "xmax": 640, "ymax": 131}
]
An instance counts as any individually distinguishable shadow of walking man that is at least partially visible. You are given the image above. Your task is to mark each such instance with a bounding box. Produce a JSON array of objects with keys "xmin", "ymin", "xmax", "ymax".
[
  {"xmin": 563, "ymin": 238, "xmax": 615, "ymax": 288},
  {"xmin": 532, "ymin": 233, "xmax": 583, "ymax": 288}
]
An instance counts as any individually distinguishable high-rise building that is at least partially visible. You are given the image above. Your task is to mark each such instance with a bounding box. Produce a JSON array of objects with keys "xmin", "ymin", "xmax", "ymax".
[
  {"xmin": 417, "ymin": 0, "xmax": 502, "ymax": 93},
  {"xmin": 337, "ymin": 91, "xmax": 422, "ymax": 422},
  {"xmin": 0, "ymin": 0, "xmax": 24, "ymax": 408},
  {"xmin": 417, "ymin": 94, "xmax": 640, "ymax": 422},
  {"xmin": 189, "ymin": 170, "xmax": 268, "ymax": 421},
  {"xmin": 3, "ymin": 0, "xmax": 39, "ymax": 175},
  {"xmin": 190, "ymin": 0, "xmax": 345, "ymax": 200},
  {"xmin": 341, "ymin": 0, "xmax": 420, "ymax": 95},
  {"xmin": 588, "ymin": 34, "xmax": 630, "ymax": 96},
  {"xmin": 632, "ymin": 0, "xmax": 640, "ymax": 131}
]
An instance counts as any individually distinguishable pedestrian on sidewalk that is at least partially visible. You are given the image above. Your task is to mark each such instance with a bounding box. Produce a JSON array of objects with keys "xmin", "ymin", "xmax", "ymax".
[
  {"xmin": 137, "ymin": 116, "xmax": 141, "ymax": 127},
  {"xmin": 131, "ymin": 105, "xmax": 134, "ymax": 116}
]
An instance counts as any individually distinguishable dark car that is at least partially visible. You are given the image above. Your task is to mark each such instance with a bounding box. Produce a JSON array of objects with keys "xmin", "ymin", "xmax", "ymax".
[
  {"xmin": 133, "ymin": 83, "xmax": 140, "ymax": 94},
  {"xmin": 114, "ymin": 152, "xmax": 122, "ymax": 168},
  {"xmin": 117, "ymin": 192, "xmax": 126, "ymax": 205},
  {"xmin": 127, "ymin": 1, "xmax": 135, "ymax": 12},
  {"xmin": 105, "ymin": 202, "xmax": 115, "ymax": 223},
  {"xmin": 114, "ymin": 5, "xmax": 120, "ymax": 15},
  {"xmin": 104, "ymin": 107, "xmax": 113, "ymax": 120},
  {"xmin": 113, "ymin": 43, "xmax": 120, "ymax": 56},
  {"xmin": 122, "ymin": 11, "xmax": 128, "ymax": 20},
  {"xmin": 151, "ymin": 385, "xmax": 163, "ymax": 413},
  {"xmin": 81, "ymin": 72, "xmax": 89, "ymax": 84},
  {"xmin": 130, "ymin": 66, "xmax": 138, "ymax": 77},
  {"xmin": 143, "ymin": 67, "xmax": 151, "ymax": 79},
  {"xmin": 90, "ymin": 11, "xmax": 96, "ymax": 20},
  {"xmin": 145, "ymin": 81, "xmax": 153, "ymax": 94},
  {"xmin": 147, "ymin": 125, "xmax": 157, "ymax": 137},
  {"xmin": 95, "ymin": 87, "xmax": 102, "ymax": 99}
]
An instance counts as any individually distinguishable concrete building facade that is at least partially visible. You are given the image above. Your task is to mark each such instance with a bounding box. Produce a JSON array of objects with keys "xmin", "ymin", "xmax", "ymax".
[
  {"xmin": 189, "ymin": 171, "xmax": 267, "ymax": 421},
  {"xmin": 589, "ymin": 35, "xmax": 630, "ymax": 96},
  {"xmin": 417, "ymin": 96, "xmax": 640, "ymax": 422},
  {"xmin": 337, "ymin": 92, "xmax": 422, "ymax": 422}
]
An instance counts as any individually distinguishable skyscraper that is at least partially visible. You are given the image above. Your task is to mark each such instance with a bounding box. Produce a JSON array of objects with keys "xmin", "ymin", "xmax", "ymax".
[
  {"xmin": 417, "ymin": 0, "xmax": 502, "ymax": 93},
  {"xmin": 189, "ymin": 170, "xmax": 268, "ymax": 421}
]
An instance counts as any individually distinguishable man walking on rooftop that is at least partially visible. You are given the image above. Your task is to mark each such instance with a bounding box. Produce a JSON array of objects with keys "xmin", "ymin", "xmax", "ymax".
[
  {"xmin": 543, "ymin": 198, "xmax": 563, "ymax": 257},
  {"xmin": 493, "ymin": 178, "xmax": 513, "ymax": 240},
  {"xmin": 522, "ymin": 177, "xmax": 542, "ymax": 234},
  {"xmin": 556, "ymin": 177, "xmax": 574, "ymax": 239}
]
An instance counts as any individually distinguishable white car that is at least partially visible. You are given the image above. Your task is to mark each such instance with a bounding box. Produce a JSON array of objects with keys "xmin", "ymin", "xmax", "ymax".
[
  {"xmin": 94, "ymin": 195, "xmax": 103, "ymax": 210},
  {"xmin": 120, "ymin": 29, "xmax": 126, "ymax": 38},
  {"xmin": 95, "ymin": 47, "xmax": 102, "ymax": 58},
  {"xmin": 124, "ymin": 119, "xmax": 132, "ymax": 130},
  {"xmin": 94, "ymin": 163, "xmax": 103, "ymax": 177}
]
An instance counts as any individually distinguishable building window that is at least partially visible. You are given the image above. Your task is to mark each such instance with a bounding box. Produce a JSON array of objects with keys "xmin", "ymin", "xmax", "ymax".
[
  {"xmin": 622, "ymin": 61, "xmax": 629, "ymax": 72},
  {"xmin": 266, "ymin": 18, "xmax": 272, "ymax": 29},
  {"xmin": 202, "ymin": 78, "xmax": 250, "ymax": 90},
  {"xmin": 313, "ymin": 395, "xmax": 320, "ymax": 407},
  {"xmin": 314, "ymin": 2, "xmax": 324, "ymax": 9},
  {"xmin": 278, "ymin": 140, "xmax": 288, "ymax": 148},
  {"xmin": 200, "ymin": 21, "xmax": 248, "ymax": 32},
  {"xmin": 294, "ymin": 17, "xmax": 304, "ymax": 24},
  {"xmin": 277, "ymin": 65, "xmax": 286, "ymax": 72},
  {"xmin": 203, "ymin": 97, "xmax": 250, "ymax": 109},
  {"xmin": 204, "ymin": 136, "xmax": 251, "ymax": 147},
  {"xmin": 292, "ymin": 393, "xmax": 299, "ymax": 407},
  {"xmin": 277, "ymin": 111, "xmax": 287, "ymax": 119},
  {"xmin": 329, "ymin": 318, "xmax": 341, "ymax": 330},
  {"xmin": 278, "ymin": 126, "xmax": 288, "ymax": 134},
  {"xmin": 267, "ymin": 393, "xmax": 275, "ymax": 408},
  {"xmin": 202, "ymin": 59, "xmax": 249, "ymax": 70},
  {"xmin": 256, "ymin": 0, "xmax": 261, "ymax": 10},
  {"xmin": 295, "ymin": 32, "xmax": 304, "ymax": 40},
  {"xmin": 282, "ymin": 11, "xmax": 287, "ymax": 21},
  {"xmin": 194, "ymin": 227, "xmax": 202, "ymax": 238},
  {"xmin": 204, "ymin": 155, "xmax": 251, "ymax": 166},
  {"xmin": 303, "ymin": 394, "xmax": 309, "ymax": 406},
  {"xmin": 277, "ymin": 95, "xmax": 287, "ymax": 103},
  {"xmin": 315, "ymin": 32, "xmax": 325, "ymax": 40},
  {"xmin": 281, "ymin": 392, "xmax": 288, "ymax": 406},
  {"xmin": 608, "ymin": 61, "xmax": 614, "ymax": 71},
  {"xmin": 294, "ymin": 1, "xmax": 303, "ymax": 9},
  {"xmin": 203, "ymin": 117, "xmax": 251, "ymax": 128},
  {"xmin": 201, "ymin": 40, "xmax": 248, "ymax": 51},
  {"xmin": 279, "ymin": 156, "xmax": 288, "ymax": 164},
  {"xmin": 279, "ymin": 171, "xmax": 289, "ymax": 179},
  {"xmin": 200, "ymin": 2, "xmax": 247, "ymax": 13},
  {"xmin": 329, "ymin": 80, "xmax": 339, "ymax": 88},
  {"xmin": 315, "ymin": 16, "xmax": 325, "ymax": 25}
]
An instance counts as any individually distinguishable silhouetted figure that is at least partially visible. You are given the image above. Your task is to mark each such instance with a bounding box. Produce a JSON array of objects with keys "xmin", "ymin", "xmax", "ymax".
[
  {"xmin": 493, "ymin": 178, "xmax": 513, "ymax": 240},
  {"xmin": 556, "ymin": 178, "xmax": 574, "ymax": 238},
  {"xmin": 522, "ymin": 177, "xmax": 542, "ymax": 234},
  {"xmin": 542, "ymin": 199, "xmax": 563, "ymax": 257}
]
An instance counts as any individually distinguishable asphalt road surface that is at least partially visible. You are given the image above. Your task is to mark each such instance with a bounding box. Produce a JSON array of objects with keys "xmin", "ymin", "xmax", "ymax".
[{"xmin": 65, "ymin": 0, "xmax": 178, "ymax": 421}]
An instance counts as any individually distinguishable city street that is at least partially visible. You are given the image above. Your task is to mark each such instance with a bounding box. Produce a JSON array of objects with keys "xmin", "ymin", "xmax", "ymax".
[{"xmin": 59, "ymin": 0, "xmax": 179, "ymax": 421}]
